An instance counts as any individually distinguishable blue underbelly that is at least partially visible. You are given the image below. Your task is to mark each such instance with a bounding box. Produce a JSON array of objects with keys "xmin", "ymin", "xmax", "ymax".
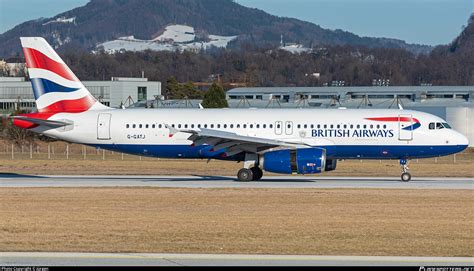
[{"xmin": 93, "ymin": 144, "xmax": 468, "ymax": 160}]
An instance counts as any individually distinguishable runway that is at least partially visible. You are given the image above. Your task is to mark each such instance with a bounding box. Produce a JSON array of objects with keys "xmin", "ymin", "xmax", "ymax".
[
  {"xmin": 1, "ymin": 252, "xmax": 473, "ymax": 266},
  {"xmin": 0, "ymin": 174, "xmax": 472, "ymax": 189}
]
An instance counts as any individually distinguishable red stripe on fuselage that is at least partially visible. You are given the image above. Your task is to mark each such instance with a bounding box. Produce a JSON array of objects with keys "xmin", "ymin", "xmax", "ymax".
[
  {"xmin": 365, "ymin": 117, "xmax": 420, "ymax": 123},
  {"xmin": 23, "ymin": 47, "xmax": 78, "ymax": 82}
]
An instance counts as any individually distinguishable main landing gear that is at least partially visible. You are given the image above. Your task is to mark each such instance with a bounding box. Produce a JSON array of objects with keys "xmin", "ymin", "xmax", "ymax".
[
  {"xmin": 400, "ymin": 159, "xmax": 411, "ymax": 182},
  {"xmin": 236, "ymin": 153, "xmax": 263, "ymax": 182},
  {"xmin": 237, "ymin": 167, "xmax": 263, "ymax": 182}
]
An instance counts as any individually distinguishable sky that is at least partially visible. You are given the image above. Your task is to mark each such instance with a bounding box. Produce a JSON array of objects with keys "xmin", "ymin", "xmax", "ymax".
[{"xmin": 0, "ymin": 0, "xmax": 472, "ymax": 46}]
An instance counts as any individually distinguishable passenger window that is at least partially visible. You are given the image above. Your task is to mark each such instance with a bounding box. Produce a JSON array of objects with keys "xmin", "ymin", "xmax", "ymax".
[
  {"xmin": 224, "ymin": 124, "xmax": 227, "ymax": 128},
  {"xmin": 350, "ymin": 125, "xmax": 353, "ymax": 129},
  {"xmin": 311, "ymin": 124, "xmax": 314, "ymax": 129},
  {"xmin": 230, "ymin": 124, "xmax": 233, "ymax": 128},
  {"xmin": 237, "ymin": 124, "xmax": 240, "ymax": 128},
  {"xmin": 376, "ymin": 125, "xmax": 380, "ymax": 129},
  {"xmin": 297, "ymin": 124, "xmax": 301, "ymax": 129},
  {"xmin": 336, "ymin": 125, "xmax": 340, "ymax": 129},
  {"xmin": 132, "ymin": 124, "xmax": 136, "ymax": 128},
  {"xmin": 152, "ymin": 124, "xmax": 155, "ymax": 129},
  {"xmin": 383, "ymin": 125, "xmax": 387, "ymax": 129},
  {"xmin": 304, "ymin": 124, "xmax": 307, "ymax": 129},
  {"xmin": 276, "ymin": 124, "xmax": 280, "ymax": 128},
  {"xmin": 269, "ymin": 124, "xmax": 273, "ymax": 128},
  {"xmin": 126, "ymin": 124, "xmax": 129, "ymax": 128},
  {"xmin": 191, "ymin": 124, "xmax": 194, "ymax": 128},
  {"xmin": 317, "ymin": 124, "xmax": 321, "ymax": 129},
  {"xmin": 263, "ymin": 124, "xmax": 266, "ymax": 128},
  {"xmin": 330, "ymin": 125, "xmax": 334, "ymax": 129},
  {"xmin": 210, "ymin": 124, "xmax": 214, "ymax": 128},
  {"xmin": 250, "ymin": 124, "xmax": 254, "ymax": 128},
  {"xmin": 357, "ymin": 124, "xmax": 360, "ymax": 129},
  {"xmin": 244, "ymin": 124, "xmax": 247, "ymax": 128},
  {"xmin": 256, "ymin": 124, "xmax": 260, "ymax": 128},
  {"xmin": 204, "ymin": 124, "xmax": 208, "ymax": 128},
  {"xmin": 158, "ymin": 124, "xmax": 162, "ymax": 128},
  {"xmin": 324, "ymin": 124, "xmax": 327, "ymax": 128},
  {"xmin": 363, "ymin": 125, "xmax": 367, "ymax": 129},
  {"xmin": 217, "ymin": 124, "xmax": 221, "ymax": 128},
  {"xmin": 343, "ymin": 125, "xmax": 347, "ymax": 129},
  {"xmin": 139, "ymin": 124, "xmax": 142, "ymax": 128}
]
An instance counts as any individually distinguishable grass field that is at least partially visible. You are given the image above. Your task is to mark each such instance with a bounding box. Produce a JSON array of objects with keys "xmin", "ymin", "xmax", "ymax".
[{"xmin": 1, "ymin": 188, "xmax": 472, "ymax": 256}]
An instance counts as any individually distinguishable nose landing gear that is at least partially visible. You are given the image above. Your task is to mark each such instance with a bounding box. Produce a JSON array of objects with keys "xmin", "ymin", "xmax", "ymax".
[{"xmin": 400, "ymin": 159, "xmax": 411, "ymax": 182}]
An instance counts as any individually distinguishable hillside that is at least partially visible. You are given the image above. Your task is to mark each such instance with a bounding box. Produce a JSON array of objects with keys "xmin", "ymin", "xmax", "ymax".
[
  {"xmin": 448, "ymin": 14, "xmax": 474, "ymax": 54},
  {"xmin": 0, "ymin": 0, "xmax": 431, "ymax": 57}
]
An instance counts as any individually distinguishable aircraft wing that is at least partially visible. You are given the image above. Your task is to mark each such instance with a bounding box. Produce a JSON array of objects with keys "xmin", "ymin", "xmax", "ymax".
[{"xmin": 168, "ymin": 126, "xmax": 310, "ymax": 157}]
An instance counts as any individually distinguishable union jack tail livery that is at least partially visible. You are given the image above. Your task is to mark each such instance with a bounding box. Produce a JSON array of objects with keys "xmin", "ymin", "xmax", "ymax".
[{"xmin": 20, "ymin": 37, "xmax": 108, "ymax": 113}]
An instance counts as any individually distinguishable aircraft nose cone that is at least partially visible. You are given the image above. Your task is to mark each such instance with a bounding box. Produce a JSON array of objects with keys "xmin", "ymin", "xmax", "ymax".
[{"xmin": 457, "ymin": 132, "xmax": 469, "ymax": 148}]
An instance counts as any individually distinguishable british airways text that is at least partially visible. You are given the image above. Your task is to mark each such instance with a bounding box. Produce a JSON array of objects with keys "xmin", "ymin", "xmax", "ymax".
[{"xmin": 312, "ymin": 129, "xmax": 395, "ymax": 138}]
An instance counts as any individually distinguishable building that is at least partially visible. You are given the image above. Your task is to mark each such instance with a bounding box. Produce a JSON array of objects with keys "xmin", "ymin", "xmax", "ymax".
[
  {"xmin": 0, "ymin": 77, "xmax": 161, "ymax": 111},
  {"xmin": 226, "ymin": 86, "xmax": 474, "ymax": 146}
]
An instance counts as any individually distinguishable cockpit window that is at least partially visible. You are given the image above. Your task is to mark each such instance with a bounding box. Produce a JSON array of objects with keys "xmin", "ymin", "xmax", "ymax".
[
  {"xmin": 429, "ymin": 122, "xmax": 452, "ymax": 130},
  {"xmin": 442, "ymin": 122, "xmax": 452, "ymax": 129}
]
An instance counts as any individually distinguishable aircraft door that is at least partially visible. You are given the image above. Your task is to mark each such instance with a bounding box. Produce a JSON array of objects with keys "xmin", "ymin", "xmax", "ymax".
[
  {"xmin": 275, "ymin": 121, "xmax": 283, "ymax": 135},
  {"xmin": 398, "ymin": 114, "xmax": 413, "ymax": 141},
  {"xmin": 285, "ymin": 121, "xmax": 293, "ymax": 135},
  {"xmin": 97, "ymin": 113, "xmax": 112, "ymax": 140}
]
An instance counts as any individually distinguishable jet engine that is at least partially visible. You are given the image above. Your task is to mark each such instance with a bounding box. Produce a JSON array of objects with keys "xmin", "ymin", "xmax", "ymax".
[{"xmin": 261, "ymin": 148, "xmax": 326, "ymax": 174}]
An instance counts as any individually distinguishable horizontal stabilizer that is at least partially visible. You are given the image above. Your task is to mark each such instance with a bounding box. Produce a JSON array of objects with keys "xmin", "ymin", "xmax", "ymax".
[{"xmin": 11, "ymin": 116, "xmax": 71, "ymax": 128}]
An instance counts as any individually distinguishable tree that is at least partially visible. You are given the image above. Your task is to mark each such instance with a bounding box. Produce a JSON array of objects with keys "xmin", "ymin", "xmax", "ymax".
[{"xmin": 201, "ymin": 83, "xmax": 228, "ymax": 108}]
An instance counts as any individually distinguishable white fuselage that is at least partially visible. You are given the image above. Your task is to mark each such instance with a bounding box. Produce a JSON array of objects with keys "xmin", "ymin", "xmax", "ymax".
[{"xmin": 35, "ymin": 108, "xmax": 469, "ymax": 160}]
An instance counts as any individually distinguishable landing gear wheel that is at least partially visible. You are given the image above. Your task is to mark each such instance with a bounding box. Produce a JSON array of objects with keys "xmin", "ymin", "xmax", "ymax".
[
  {"xmin": 401, "ymin": 172, "xmax": 411, "ymax": 182},
  {"xmin": 251, "ymin": 167, "xmax": 263, "ymax": 181},
  {"xmin": 237, "ymin": 168, "xmax": 253, "ymax": 182},
  {"xmin": 399, "ymin": 159, "xmax": 411, "ymax": 182}
]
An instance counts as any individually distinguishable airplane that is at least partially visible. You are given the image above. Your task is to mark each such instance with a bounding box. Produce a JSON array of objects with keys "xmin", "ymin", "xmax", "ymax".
[{"xmin": 11, "ymin": 37, "xmax": 469, "ymax": 182}]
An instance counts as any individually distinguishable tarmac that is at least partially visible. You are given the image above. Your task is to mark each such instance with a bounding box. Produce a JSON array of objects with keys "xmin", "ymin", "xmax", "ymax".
[
  {"xmin": 1, "ymin": 252, "xmax": 473, "ymax": 266},
  {"xmin": 0, "ymin": 174, "xmax": 472, "ymax": 189}
]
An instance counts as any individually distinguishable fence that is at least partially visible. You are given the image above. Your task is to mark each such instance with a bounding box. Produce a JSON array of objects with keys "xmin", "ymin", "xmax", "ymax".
[
  {"xmin": 0, "ymin": 142, "xmax": 149, "ymax": 161},
  {"xmin": 0, "ymin": 141, "xmax": 472, "ymax": 164}
]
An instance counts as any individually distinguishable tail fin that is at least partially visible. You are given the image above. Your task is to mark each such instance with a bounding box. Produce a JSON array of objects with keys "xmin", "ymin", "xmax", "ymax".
[{"xmin": 20, "ymin": 37, "xmax": 109, "ymax": 113}]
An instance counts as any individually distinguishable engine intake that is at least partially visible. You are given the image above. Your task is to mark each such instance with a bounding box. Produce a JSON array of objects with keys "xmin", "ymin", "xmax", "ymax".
[{"xmin": 262, "ymin": 148, "xmax": 326, "ymax": 174}]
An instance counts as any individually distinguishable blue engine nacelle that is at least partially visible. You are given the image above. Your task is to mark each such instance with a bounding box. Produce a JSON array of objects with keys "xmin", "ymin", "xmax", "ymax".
[{"xmin": 262, "ymin": 148, "xmax": 327, "ymax": 174}]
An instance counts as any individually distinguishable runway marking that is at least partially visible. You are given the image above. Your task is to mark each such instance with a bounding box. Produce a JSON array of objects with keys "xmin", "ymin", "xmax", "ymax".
[{"xmin": 0, "ymin": 175, "xmax": 472, "ymax": 189}]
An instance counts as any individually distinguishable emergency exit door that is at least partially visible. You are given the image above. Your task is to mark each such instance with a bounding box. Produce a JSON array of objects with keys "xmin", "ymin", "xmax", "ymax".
[
  {"xmin": 97, "ymin": 113, "xmax": 112, "ymax": 140},
  {"xmin": 398, "ymin": 114, "xmax": 413, "ymax": 141}
]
